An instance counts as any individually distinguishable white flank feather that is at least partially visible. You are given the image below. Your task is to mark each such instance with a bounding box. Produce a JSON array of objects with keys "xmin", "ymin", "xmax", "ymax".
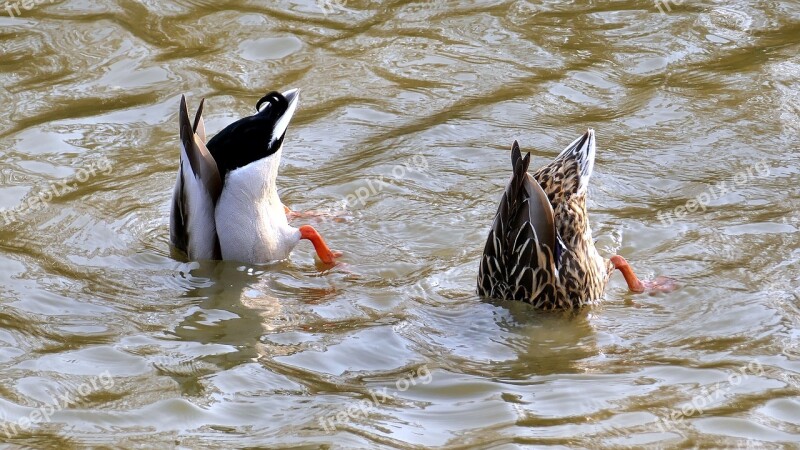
[
  {"xmin": 214, "ymin": 146, "xmax": 301, "ymax": 263},
  {"xmin": 173, "ymin": 143, "xmax": 218, "ymax": 259}
]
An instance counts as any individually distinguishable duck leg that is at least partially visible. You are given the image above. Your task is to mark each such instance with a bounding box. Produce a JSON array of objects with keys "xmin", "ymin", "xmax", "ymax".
[
  {"xmin": 610, "ymin": 256, "xmax": 677, "ymax": 294},
  {"xmin": 299, "ymin": 225, "xmax": 342, "ymax": 264}
]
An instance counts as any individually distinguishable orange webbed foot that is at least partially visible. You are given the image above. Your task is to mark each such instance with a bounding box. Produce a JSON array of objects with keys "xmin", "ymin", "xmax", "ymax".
[
  {"xmin": 299, "ymin": 225, "xmax": 341, "ymax": 265},
  {"xmin": 610, "ymin": 255, "xmax": 678, "ymax": 295}
]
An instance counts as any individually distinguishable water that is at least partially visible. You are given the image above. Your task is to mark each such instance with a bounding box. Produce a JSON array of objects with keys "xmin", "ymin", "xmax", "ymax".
[{"xmin": 1, "ymin": 0, "xmax": 799, "ymax": 447}]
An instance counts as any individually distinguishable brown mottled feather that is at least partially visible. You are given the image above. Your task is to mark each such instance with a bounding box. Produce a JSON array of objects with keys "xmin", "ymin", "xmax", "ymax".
[{"xmin": 478, "ymin": 130, "xmax": 614, "ymax": 309}]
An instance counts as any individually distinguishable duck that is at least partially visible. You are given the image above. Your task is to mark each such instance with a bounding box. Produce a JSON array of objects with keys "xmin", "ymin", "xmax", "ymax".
[
  {"xmin": 477, "ymin": 129, "xmax": 674, "ymax": 309},
  {"xmin": 169, "ymin": 89, "xmax": 339, "ymax": 265}
]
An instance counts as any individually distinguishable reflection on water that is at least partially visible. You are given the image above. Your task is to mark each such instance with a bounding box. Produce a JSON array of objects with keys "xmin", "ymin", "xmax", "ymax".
[{"xmin": 1, "ymin": 0, "xmax": 799, "ymax": 447}]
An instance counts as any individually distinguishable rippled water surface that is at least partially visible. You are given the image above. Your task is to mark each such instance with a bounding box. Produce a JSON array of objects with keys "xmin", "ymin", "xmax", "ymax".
[{"xmin": 1, "ymin": 0, "xmax": 799, "ymax": 448}]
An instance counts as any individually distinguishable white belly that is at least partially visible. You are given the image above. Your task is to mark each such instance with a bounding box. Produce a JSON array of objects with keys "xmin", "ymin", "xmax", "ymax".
[{"xmin": 214, "ymin": 156, "xmax": 300, "ymax": 264}]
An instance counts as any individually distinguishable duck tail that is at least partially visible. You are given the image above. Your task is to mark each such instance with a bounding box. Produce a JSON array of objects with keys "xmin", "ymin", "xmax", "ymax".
[
  {"xmin": 495, "ymin": 141, "xmax": 532, "ymax": 239},
  {"xmin": 553, "ymin": 128, "xmax": 596, "ymax": 195},
  {"xmin": 192, "ymin": 98, "xmax": 206, "ymax": 142},
  {"xmin": 509, "ymin": 140, "xmax": 531, "ymax": 201},
  {"xmin": 179, "ymin": 95, "xmax": 222, "ymax": 203}
]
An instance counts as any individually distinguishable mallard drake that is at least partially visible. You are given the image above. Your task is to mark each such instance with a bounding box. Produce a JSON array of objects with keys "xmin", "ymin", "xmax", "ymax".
[
  {"xmin": 170, "ymin": 89, "xmax": 339, "ymax": 265},
  {"xmin": 477, "ymin": 129, "xmax": 673, "ymax": 308}
]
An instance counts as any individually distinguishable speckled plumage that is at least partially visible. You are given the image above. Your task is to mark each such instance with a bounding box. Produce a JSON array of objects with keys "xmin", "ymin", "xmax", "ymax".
[{"xmin": 477, "ymin": 129, "xmax": 614, "ymax": 309}]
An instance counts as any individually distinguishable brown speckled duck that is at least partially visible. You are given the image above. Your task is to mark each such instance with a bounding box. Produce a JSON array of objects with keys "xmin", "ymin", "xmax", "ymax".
[{"xmin": 477, "ymin": 129, "xmax": 674, "ymax": 309}]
